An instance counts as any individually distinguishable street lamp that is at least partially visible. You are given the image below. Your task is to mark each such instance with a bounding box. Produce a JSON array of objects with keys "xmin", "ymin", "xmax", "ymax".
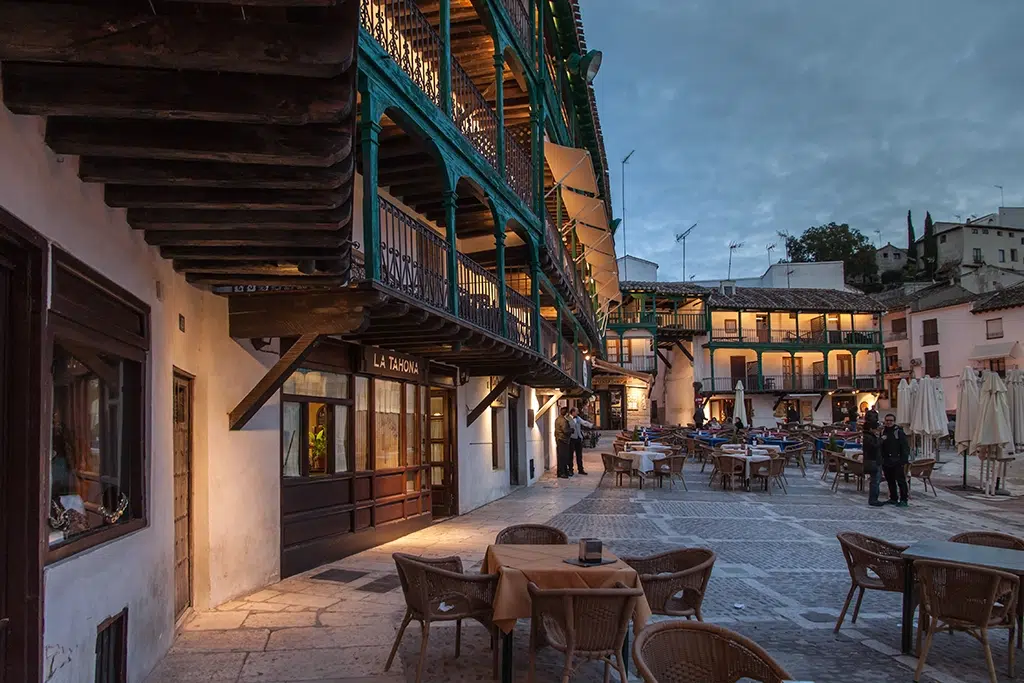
[{"xmin": 675, "ymin": 222, "xmax": 698, "ymax": 281}]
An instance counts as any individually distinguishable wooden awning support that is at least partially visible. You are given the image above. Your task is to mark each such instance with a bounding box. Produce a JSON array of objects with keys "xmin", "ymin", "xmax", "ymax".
[
  {"xmin": 675, "ymin": 341, "xmax": 694, "ymax": 363},
  {"xmin": 467, "ymin": 376, "xmax": 513, "ymax": 427},
  {"xmin": 592, "ymin": 359, "xmax": 652, "ymax": 383},
  {"xmin": 535, "ymin": 391, "xmax": 563, "ymax": 421},
  {"xmin": 229, "ymin": 333, "xmax": 320, "ymax": 431},
  {"xmin": 815, "ymin": 393, "xmax": 827, "ymax": 411},
  {"xmin": 656, "ymin": 349, "xmax": 672, "ymax": 370}
]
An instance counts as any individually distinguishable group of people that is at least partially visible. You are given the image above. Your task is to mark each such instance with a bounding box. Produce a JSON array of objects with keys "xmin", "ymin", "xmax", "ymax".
[
  {"xmin": 554, "ymin": 406, "xmax": 593, "ymax": 478},
  {"xmin": 861, "ymin": 412, "xmax": 910, "ymax": 507}
]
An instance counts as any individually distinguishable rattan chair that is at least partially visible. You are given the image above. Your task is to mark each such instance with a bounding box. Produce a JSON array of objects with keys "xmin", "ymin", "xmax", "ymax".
[
  {"xmin": 913, "ymin": 560, "xmax": 1019, "ymax": 683},
  {"xmin": 653, "ymin": 455, "xmax": 688, "ymax": 491},
  {"xmin": 495, "ymin": 523, "xmax": 568, "ymax": 545},
  {"xmin": 388, "ymin": 553, "xmax": 499, "ymax": 683},
  {"xmin": 621, "ymin": 548, "xmax": 715, "ymax": 620},
  {"xmin": 830, "ymin": 456, "xmax": 865, "ymax": 492},
  {"xmin": 632, "ymin": 620, "xmax": 791, "ymax": 683},
  {"xmin": 601, "ymin": 453, "xmax": 635, "ymax": 488},
  {"xmin": 527, "ymin": 582, "xmax": 642, "ymax": 683},
  {"xmin": 710, "ymin": 453, "xmax": 745, "ymax": 490},
  {"xmin": 751, "ymin": 456, "xmax": 787, "ymax": 495},
  {"xmin": 906, "ymin": 458, "xmax": 937, "ymax": 497},
  {"xmin": 950, "ymin": 531, "xmax": 1024, "ymax": 551},
  {"xmin": 783, "ymin": 442, "xmax": 808, "ymax": 477},
  {"xmin": 835, "ymin": 532, "xmax": 908, "ymax": 633},
  {"xmin": 821, "ymin": 449, "xmax": 843, "ymax": 481}
]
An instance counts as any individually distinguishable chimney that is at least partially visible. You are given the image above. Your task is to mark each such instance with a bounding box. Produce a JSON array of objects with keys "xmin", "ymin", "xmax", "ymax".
[{"xmin": 720, "ymin": 280, "xmax": 736, "ymax": 296}]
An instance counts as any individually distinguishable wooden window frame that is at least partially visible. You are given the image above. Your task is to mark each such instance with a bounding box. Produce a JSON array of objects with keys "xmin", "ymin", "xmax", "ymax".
[
  {"xmin": 46, "ymin": 250, "xmax": 150, "ymax": 564},
  {"xmin": 987, "ymin": 318, "xmax": 1004, "ymax": 340},
  {"xmin": 891, "ymin": 317, "xmax": 907, "ymax": 335},
  {"xmin": 922, "ymin": 318, "xmax": 939, "ymax": 347},
  {"xmin": 924, "ymin": 351, "xmax": 940, "ymax": 378}
]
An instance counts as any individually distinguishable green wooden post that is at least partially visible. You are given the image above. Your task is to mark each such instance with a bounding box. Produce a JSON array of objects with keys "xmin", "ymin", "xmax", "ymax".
[
  {"xmin": 737, "ymin": 310, "xmax": 743, "ymax": 342},
  {"xmin": 851, "ymin": 350, "xmax": 857, "ymax": 388},
  {"xmin": 359, "ymin": 84, "xmax": 382, "ymax": 282},
  {"xmin": 822, "ymin": 351, "xmax": 829, "ymax": 390},
  {"xmin": 757, "ymin": 350, "xmax": 764, "ymax": 391},
  {"xmin": 495, "ymin": 226, "xmax": 508, "ymax": 337},
  {"xmin": 794, "ymin": 310, "xmax": 800, "ymax": 341},
  {"xmin": 573, "ymin": 324, "xmax": 580, "ymax": 382},
  {"xmin": 556, "ymin": 306, "xmax": 563, "ymax": 369},
  {"xmin": 531, "ymin": 94, "xmax": 545, "ymax": 219},
  {"xmin": 709, "ymin": 347, "xmax": 716, "ymax": 392},
  {"xmin": 443, "ymin": 189, "xmax": 459, "ymax": 316},
  {"xmin": 494, "ymin": 50, "xmax": 506, "ymax": 171},
  {"xmin": 440, "ymin": 0, "xmax": 452, "ymax": 116},
  {"xmin": 529, "ymin": 239, "xmax": 542, "ymax": 352}
]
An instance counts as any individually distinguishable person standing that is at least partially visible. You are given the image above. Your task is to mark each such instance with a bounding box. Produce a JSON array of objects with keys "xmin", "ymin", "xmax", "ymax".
[
  {"xmin": 568, "ymin": 407, "xmax": 593, "ymax": 475},
  {"xmin": 862, "ymin": 416, "xmax": 885, "ymax": 507},
  {"xmin": 554, "ymin": 406, "xmax": 572, "ymax": 479},
  {"xmin": 880, "ymin": 413, "xmax": 910, "ymax": 506},
  {"xmin": 786, "ymin": 404, "xmax": 800, "ymax": 424}
]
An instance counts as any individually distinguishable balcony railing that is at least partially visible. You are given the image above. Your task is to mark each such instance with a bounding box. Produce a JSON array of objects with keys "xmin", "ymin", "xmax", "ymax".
[
  {"xmin": 543, "ymin": 217, "xmax": 593, "ymax": 325},
  {"xmin": 700, "ymin": 374, "xmax": 882, "ymax": 393},
  {"xmin": 540, "ymin": 318, "xmax": 559, "ymax": 364},
  {"xmin": 457, "ymin": 252, "xmax": 502, "ymax": 337},
  {"xmin": 506, "ymin": 285, "xmax": 534, "ymax": 349},
  {"xmin": 884, "ymin": 329, "xmax": 908, "ymax": 341},
  {"xmin": 710, "ymin": 328, "xmax": 881, "ymax": 346},
  {"xmin": 609, "ymin": 355, "xmax": 656, "ymax": 374},
  {"xmin": 501, "ymin": 0, "xmax": 532, "ymax": 53},
  {"xmin": 361, "ymin": 0, "xmax": 534, "ymax": 207},
  {"xmin": 379, "ymin": 196, "xmax": 450, "ymax": 311},
  {"xmin": 560, "ymin": 337, "xmax": 577, "ymax": 382},
  {"xmin": 656, "ymin": 312, "xmax": 705, "ymax": 331}
]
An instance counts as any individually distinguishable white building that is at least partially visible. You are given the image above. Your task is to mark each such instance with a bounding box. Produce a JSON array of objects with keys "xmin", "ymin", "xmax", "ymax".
[
  {"xmin": 616, "ymin": 254, "xmax": 659, "ymax": 282},
  {"xmin": 876, "ymin": 242, "xmax": 909, "ymax": 274},
  {"xmin": 692, "ymin": 260, "xmax": 850, "ymax": 291},
  {"xmin": 916, "ymin": 209, "xmax": 1024, "ymax": 272}
]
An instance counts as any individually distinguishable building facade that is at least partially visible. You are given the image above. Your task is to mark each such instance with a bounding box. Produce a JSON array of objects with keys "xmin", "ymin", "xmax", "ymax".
[
  {"xmin": 916, "ymin": 213, "xmax": 1024, "ymax": 272},
  {"xmin": 876, "ymin": 242, "xmax": 908, "ymax": 273},
  {"xmin": 0, "ymin": 0, "xmax": 615, "ymax": 680}
]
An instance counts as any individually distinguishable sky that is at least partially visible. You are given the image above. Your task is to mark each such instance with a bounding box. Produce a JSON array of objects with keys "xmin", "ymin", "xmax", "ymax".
[{"xmin": 579, "ymin": 0, "xmax": 1024, "ymax": 282}]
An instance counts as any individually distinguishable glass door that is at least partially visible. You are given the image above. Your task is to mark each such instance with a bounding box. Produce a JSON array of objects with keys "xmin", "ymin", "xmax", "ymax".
[{"xmin": 428, "ymin": 388, "xmax": 457, "ymax": 517}]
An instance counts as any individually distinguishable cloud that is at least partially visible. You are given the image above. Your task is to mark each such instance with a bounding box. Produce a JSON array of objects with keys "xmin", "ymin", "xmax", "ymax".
[{"xmin": 580, "ymin": 0, "xmax": 1024, "ymax": 280}]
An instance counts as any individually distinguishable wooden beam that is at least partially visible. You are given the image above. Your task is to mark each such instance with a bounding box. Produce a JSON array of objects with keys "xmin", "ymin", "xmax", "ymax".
[
  {"xmin": 79, "ymin": 156, "xmax": 353, "ymax": 190},
  {"xmin": 128, "ymin": 204, "xmax": 351, "ymax": 231},
  {"xmin": 107, "ymin": 184, "xmax": 352, "ymax": 211},
  {"xmin": 145, "ymin": 230, "xmax": 347, "ymax": 248},
  {"xmin": 186, "ymin": 273, "xmax": 349, "ymax": 287},
  {"xmin": 229, "ymin": 333, "xmax": 320, "ymax": 431},
  {"xmin": 467, "ymin": 376, "xmax": 513, "ymax": 427},
  {"xmin": 815, "ymin": 393, "xmax": 827, "ymax": 411},
  {"xmin": 0, "ymin": 2, "xmax": 356, "ymax": 78},
  {"xmin": 1, "ymin": 62, "xmax": 354, "ymax": 125},
  {"xmin": 535, "ymin": 391, "xmax": 563, "ymax": 421},
  {"xmin": 656, "ymin": 349, "xmax": 672, "ymax": 370},
  {"xmin": 228, "ymin": 291, "xmax": 380, "ymax": 338},
  {"xmin": 675, "ymin": 340, "xmax": 694, "ymax": 363},
  {"xmin": 46, "ymin": 117, "xmax": 353, "ymax": 167}
]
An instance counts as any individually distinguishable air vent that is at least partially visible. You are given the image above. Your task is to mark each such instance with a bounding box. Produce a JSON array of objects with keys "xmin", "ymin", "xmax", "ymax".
[{"xmin": 95, "ymin": 608, "xmax": 127, "ymax": 683}]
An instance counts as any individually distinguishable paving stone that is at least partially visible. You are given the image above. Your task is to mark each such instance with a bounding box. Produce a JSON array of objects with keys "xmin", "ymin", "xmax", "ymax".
[
  {"xmin": 239, "ymin": 646, "xmax": 398, "ymax": 681},
  {"xmin": 266, "ymin": 592, "xmax": 340, "ymax": 608},
  {"xmin": 146, "ymin": 652, "xmax": 246, "ymax": 682},
  {"xmin": 183, "ymin": 611, "xmax": 249, "ymax": 631},
  {"xmin": 171, "ymin": 629, "xmax": 270, "ymax": 652},
  {"xmin": 242, "ymin": 611, "xmax": 320, "ymax": 629}
]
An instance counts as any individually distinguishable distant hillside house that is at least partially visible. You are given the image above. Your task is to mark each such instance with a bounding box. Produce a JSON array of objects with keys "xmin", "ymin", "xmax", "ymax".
[{"xmin": 876, "ymin": 242, "xmax": 908, "ymax": 273}]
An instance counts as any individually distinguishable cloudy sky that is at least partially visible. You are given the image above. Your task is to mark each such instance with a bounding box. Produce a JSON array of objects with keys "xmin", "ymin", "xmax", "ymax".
[{"xmin": 580, "ymin": 0, "xmax": 1024, "ymax": 281}]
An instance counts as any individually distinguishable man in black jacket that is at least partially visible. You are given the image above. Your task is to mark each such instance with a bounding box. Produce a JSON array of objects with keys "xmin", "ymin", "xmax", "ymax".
[
  {"xmin": 554, "ymin": 406, "xmax": 572, "ymax": 478},
  {"xmin": 879, "ymin": 413, "xmax": 910, "ymax": 506}
]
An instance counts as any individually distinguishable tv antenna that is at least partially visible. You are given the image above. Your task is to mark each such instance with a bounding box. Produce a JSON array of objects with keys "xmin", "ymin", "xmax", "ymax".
[
  {"xmin": 675, "ymin": 222, "xmax": 698, "ymax": 281},
  {"xmin": 727, "ymin": 242, "xmax": 744, "ymax": 280}
]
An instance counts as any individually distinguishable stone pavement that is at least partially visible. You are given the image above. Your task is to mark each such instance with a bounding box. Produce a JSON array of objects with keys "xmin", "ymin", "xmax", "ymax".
[{"xmin": 149, "ymin": 435, "xmax": 1024, "ymax": 682}]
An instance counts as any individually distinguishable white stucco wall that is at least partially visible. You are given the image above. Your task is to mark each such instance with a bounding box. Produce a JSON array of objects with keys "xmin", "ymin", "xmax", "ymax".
[
  {"xmin": 655, "ymin": 342, "xmax": 695, "ymax": 426},
  {"xmin": 0, "ymin": 102, "xmax": 280, "ymax": 683},
  {"xmin": 456, "ymin": 377, "xmax": 512, "ymax": 514},
  {"xmin": 521, "ymin": 386, "xmax": 553, "ymax": 483}
]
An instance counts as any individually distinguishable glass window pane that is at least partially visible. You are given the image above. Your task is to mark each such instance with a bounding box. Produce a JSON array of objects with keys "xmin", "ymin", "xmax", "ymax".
[
  {"xmin": 334, "ymin": 405, "xmax": 349, "ymax": 473},
  {"xmin": 307, "ymin": 402, "xmax": 328, "ymax": 475},
  {"xmin": 406, "ymin": 470, "xmax": 419, "ymax": 493},
  {"xmin": 282, "ymin": 402, "xmax": 301, "ymax": 477},
  {"xmin": 406, "ymin": 384, "xmax": 418, "ymax": 466},
  {"xmin": 354, "ymin": 376, "xmax": 369, "ymax": 470},
  {"xmin": 376, "ymin": 379, "xmax": 401, "ymax": 470},
  {"xmin": 283, "ymin": 368, "xmax": 349, "ymax": 399},
  {"xmin": 421, "ymin": 388, "xmax": 428, "ymax": 466}
]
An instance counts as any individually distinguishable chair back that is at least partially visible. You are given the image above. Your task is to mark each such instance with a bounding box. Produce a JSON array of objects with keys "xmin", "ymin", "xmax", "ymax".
[
  {"xmin": 769, "ymin": 456, "xmax": 787, "ymax": 477},
  {"xmin": 601, "ymin": 452, "xmax": 618, "ymax": 474},
  {"xmin": 632, "ymin": 620, "xmax": 791, "ymax": 683},
  {"xmin": 915, "ymin": 559, "xmax": 1019, "ymax": 627},
  {"xmin": 528, "ymin": 582, "xmax": 642, "ymax": 654},
  {"xmin": 836, "ymin": 532, "xmax": 906, "ymax": 591},
  {"xmin": 495, "ymin": 524, "xmax": 567, "ymax": 545},
  {"xmin": 622, "ymin": 548, "xmax": 715, "ymax": 617},
  {"xmin": 667, "ymin": 454, "xmax": 686, "ymax": 475},
  {"xmin": 717, "ymin": 454, "xmax": 745, "ymax": 475},
  {"xmin": 393, "ymin": 552, "xmax": 463, "ymax": 615},
  {"xmin": 950, "ymin": 531, "xmax": 1024, "ymax": 551}
]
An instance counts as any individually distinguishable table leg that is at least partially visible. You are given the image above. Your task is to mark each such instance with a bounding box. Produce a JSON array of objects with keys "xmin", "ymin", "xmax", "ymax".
[
  {"xmin": 901, "ymin": 557, "xmax": 915, "ymax": 655},
  {"xmin": 501, "ymin": 630, "xmax": 513, "ymax": 683},
  {"xmin": 622, "ymin": 628, "xmax": 630, "ymax": 677}
]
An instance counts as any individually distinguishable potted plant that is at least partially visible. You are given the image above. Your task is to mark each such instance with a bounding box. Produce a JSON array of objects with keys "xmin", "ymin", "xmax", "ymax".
[{"xmin": 309, "ymin": 424, "xmax": 327, "ymax": 471}]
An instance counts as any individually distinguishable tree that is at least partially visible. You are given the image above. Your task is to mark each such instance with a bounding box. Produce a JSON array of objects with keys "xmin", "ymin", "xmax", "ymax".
[
  {"xmin": 923, "ymin": 211, "xmax": 938, "ymax": 278},
  {"xmin": 784, "ymin": 222, "xmax": 878, "ymax": 284},
  {"xmin": 906, "ymin": 210, "xmax": 917, "ymax": 265}
]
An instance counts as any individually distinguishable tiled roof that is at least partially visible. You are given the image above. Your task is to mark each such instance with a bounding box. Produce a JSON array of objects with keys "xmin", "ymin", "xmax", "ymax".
[
  {"xmin": 973, "ymin": 281, "xmax": 1024, "ymax": 313},
  {"xmin": 871, "ymin": 283, "xmax": 946, "ymax": 311},
  {"xmin": 620, "ymin": 280, "xmax": 708, "ymax": 296},
  {"xmin": 707, "ymin": 287, "xmax": 886, "ymax": 312},
  {"xmin": 910, "ymin": 284, "xmax": 980, "ymax": 312}
]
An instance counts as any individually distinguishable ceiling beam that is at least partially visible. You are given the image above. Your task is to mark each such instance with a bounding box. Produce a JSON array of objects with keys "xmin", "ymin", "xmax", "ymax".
[
  {"xmin": 106, "ymin": 184, "xmax": 352, "ymax": 211},
  {"xmin": 229, "ymin": 291, "xmax": 381, "ymax": 338},
  {"xmin": 127, "ymin": 204, "xmax": 351, "ymax": 231},
  {"xmin": 79, "ymin": 156, "xmax": 353, "ymax": 190}
]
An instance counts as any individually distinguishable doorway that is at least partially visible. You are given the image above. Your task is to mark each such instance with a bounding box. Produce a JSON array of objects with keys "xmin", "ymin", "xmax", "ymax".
[
  {"xmin": 837, "ymin": 354, "xmax": 853, "ymax": 389},
  {"xmin": 428, "ymin": 388, "xmax": 457, "ymax": 517},
  {"xmin": 508, "ymin": 390, "xmax": 520, "ymax": 486},
  {"xmin": 755, "ymin": 314, "xmax": 769, "ymax": 343},
  {"xmin": 729, "ymin": 355, "xmax": 746, "ymax": 387},
  {"xmin": 609, "ymin": 386, "xmax": 624, "ymax": 431},
  {"xmin": 172, "ymin": 372, "xmax": 194, "ymax": 621}
]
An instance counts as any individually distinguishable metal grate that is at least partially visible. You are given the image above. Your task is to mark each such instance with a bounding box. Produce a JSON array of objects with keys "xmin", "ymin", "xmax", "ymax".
[{"xmin": 95, "ymin": 609, "xmax": 127, "ymax": 683}]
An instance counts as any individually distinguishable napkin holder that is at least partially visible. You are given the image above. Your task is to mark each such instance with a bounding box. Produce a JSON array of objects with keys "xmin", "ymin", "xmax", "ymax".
[{"xmin": 579, "ymin": 538, "xmax": 602, "ymax": 563}]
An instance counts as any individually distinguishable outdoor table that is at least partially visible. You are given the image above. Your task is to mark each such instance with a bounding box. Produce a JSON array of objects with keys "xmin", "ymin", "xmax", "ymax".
[
  {"xmin": 619, "ymin": 450, "xmax": 665, "ymax": 474},
  {"xmin": 814, "ymin": 437, "xmax": 847, "ymax": 455},
  {"xmin": 483, "ymin": 543, "xmax": 653, "ymax": 683},
  {"xmin": 698, "ymin": 436, "xmax": 730, "ymax": 447},
  {"xmin": 843, "ymin": 448, "xmax": 863, "ymax": 459},
  {"xmin": 900, "ymin": 540, "xmax": 1024, "ymax": 654}
]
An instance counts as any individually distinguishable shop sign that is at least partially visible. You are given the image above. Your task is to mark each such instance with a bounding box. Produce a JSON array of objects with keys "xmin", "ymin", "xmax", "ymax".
[{"xmin": 362, "ymin": 346, "xmax": 424, "ymax": 381}]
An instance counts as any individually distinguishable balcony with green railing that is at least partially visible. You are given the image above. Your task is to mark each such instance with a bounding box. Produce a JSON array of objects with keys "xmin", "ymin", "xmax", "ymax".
[
  {"xmin": 708, "ymin": 327, "xmax": 882, "ymax": 346},
  {"xmin": 700, "ymin": 374, "xmax": 883, "ymax": 394}
]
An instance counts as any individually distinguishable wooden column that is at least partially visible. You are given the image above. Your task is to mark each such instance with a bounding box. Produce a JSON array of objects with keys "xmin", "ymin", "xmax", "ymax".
[
  {"xmin": 530, "ymin": 94, "xmax": 545, "ymax": 219},
  {"xmin": 440, "ymin": 0, "xmax": 453, "ymax": 116},
  {"xmin": 360, "ymin": 85, "xmax": 381, "ymax": 281},
  {"xmin": 494, "ymin": 51, "xmax": 506, "ymax": 171},
  {"xmin": 737, "ymin": 310, "xmax": 743, "ymax": 342},
  {"xmin": 757, "ymin": 350, "xmax": 764, "ymax": 391},
  {"xmin": 528, "ymin": 239, "xmax": 541, "ymax": 351},
  {"xmin": 443, "ymin": 189, "xmax": 459, "ymax": 316},
  {"xmin": 495, "ymin": 227, "xmax": 508, "ymax": 337},
  {"xmin": 709, "ymin": 347, "xmax": 716, "ymax": 391},
  {"xmin": 556, "ymin": 306, "xmax": 563, "ymax": 369}
]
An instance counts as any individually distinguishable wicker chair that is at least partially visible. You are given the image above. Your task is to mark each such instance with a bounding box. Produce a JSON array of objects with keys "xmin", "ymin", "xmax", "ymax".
[
  {"xmin": 821, "ymin": 449, "xmax": 844, "ymax": 481},
  {"xmin": 913, "ymin": 560, "xmax": 1019, "ymax": 683},
  {"xmin": 652, "ymin": 455, "xmax": 688, "ymax": 491},
  {"xmin": 621, "ymin": 548, "xmax": 715, "ymax": 620},
  {"xmin": 527, "ymin": 582, "xmax": 642, "ymax": 683},
  {"xmin": 388, "ymin": 553, "xmax": 499, "ymax": 683},
  {"xmin": 830, "ymin": 456, "xmax": 865, "ymax": 492},
  {"xmin": 601, "ymin": 453, "xmax": 635, "ymax": 488},
  {"xmin": 950, "ymin": 531, "xmax": 1024, "ymax": 551},
  {"xmin": 710, "ymin": 453, "xmax": 745, "ymax": 490},
  {"xmin": 632, "ymin": 621, "xmax": 791, "ymax": 683},
  {"xmin": 783, "ymin": 442, "xmax": 808, "ymax": 477},
  {"xmin": 751, "ymin": 456, "xmax": 787, "ymax": 495},
  {"xmin": 495, "ymin": 523, "xmax": 568, "ymax": 545},
  {"xmin": 906, "ymin": 458, "xmax": 938, "ymax": 497},
  {"xmin": 834, "ymin": 532, "xmax": 908, "ymax": 633}
]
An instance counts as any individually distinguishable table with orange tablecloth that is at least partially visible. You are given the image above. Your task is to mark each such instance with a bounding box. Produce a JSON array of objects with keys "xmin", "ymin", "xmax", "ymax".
[{"xmin": 482, "ymin": 543, "xmax": 652, "ymax": 634}]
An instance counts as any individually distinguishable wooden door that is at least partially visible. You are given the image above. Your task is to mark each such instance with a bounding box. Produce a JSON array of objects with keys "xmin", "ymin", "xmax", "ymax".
[
  {"xmin": 172, "ymin": 373, "xmax": 194, "ymax": 620},
  {"xmin": 428, "ymin": 389, "xmax": 457, "ymax": 517},
  {"xmin": 755, "ymin": 314, "xmax": 769, "ymax": 343},
  {"xmin": 729, "ymin": 356, "xmax": 746, "ymax": 387},
  {"xmin": 837, "ymin": 354, "xmax": 853, "ymax": 388},
  {"xmin": 508, "ymin": 393, "xmax": 520, "ymax": 486},
  {"xmin": 0, "ymin": 254, "xmax": 9, "ymax": 682}
]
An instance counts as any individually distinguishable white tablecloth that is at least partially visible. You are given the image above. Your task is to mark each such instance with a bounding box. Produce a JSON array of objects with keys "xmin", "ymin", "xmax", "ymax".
[
  {"xmin": 619, "ymin": 450, "xmax": 665, "ymax": 473},
  {"xmin": 718, "ymin": 451, "xmax": 771, "ymax": 478},
  {"xmin": 843, "ymin": 448, "xmax": 863, "ymax": 459}
]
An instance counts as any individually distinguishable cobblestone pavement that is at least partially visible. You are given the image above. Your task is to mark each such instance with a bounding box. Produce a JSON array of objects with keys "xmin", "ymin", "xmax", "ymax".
[{"xmin": 149, "ymin": 435, "xmax": 1024, "ymax": 682}]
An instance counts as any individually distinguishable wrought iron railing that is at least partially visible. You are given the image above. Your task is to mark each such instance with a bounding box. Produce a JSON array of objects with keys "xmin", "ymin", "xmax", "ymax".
[
  {"xmin": 505, "ymin": 130, "xmax": 533, "ymax": 206},
  {"xmin": 657, "ymin": 312, "xmax": 705, "ymax": 331},
  {"xmin": 710, "ymin": 328, "xmax": 881, "ymax": 345},
  {"xmin": 378, "ymin": 196, "xmax": 450, "ymax": 312},
  {"xmin": 700, "ymin": 373, "xmax": 883, "ymax": 393},
  {"xmin": 501, "ymin": 0, "xmax": 531, "ymax": 51},
  {"xmin": 884, "ymin": 329, "xmax": 908, "ymax": 341},
  {"xmin": 451, "ymin": 61, "xmax": 498, "ymax": 169},
  {"xmin": 456, "ymin": 252, "xmax": 502, "ymax": 336},
  {"xmin": 506, "ymin": 286, "xmax": 534, "ymax": 349},
  {"xmin": 560, "ymin": 337, "xmax": 577, "ymax": 381},
  {"xmin": 540, "ymin": 319, "xmax": 559, "ymax": 364},
  {"xmin": 360, "ymin": 0, "xmax": 441, "ymax": 107}
]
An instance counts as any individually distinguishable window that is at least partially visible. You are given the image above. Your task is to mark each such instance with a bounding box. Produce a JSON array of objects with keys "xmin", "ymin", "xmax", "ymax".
[
  {"xmin": 490, "ymin": 407, "xmax": 504, "ymax": 470},
  {"xmin": 606, "ymin": 338, "xmax": 619, "ymax": 363},
  {"xmin": 972, "ymin": 228, "xmax": 979, "ymax": 234},
  {"xmin": 940, "ymin": 234, "xmax": 947, "ymax": 244},
  {"xmin": 281, "ymin": 369, "xmax": 352, "ymax": 476},
  {"xmin": 354, "ymin": 376, "xmax": 369, "ymax": 470},
  {"xmin": 983, "ymin": 229, "xmax": 990, "ymax": 234},
  {"xmin": 891, "ymin": 317, "xmax": 907, "ymax": 335},
  {"xmin": 924, "ymin": 351, "xmax": 940, "ymax": 377},
  {"xmin": 1013, "ymin": 249, "xmax": 1019, "ymax": 262},
  {"xmin": 987, "ymin": 318, "xmax": 1004, "ymax": 340},
  {"xmin": 883, "ymin": 252, "xmax": 889, "ymax": 259},
  {"xmin": 1000, "ymin": 249, "xmax": 1006, "ymax": 263},
  {"xmin": 922, "ymin": 318, "xmax": 938, "ymax": 346},
  {"xmin": 973, "ymin": 248, "xmax": 983, "ymax": 264},
  {"xmin": 990, "ymin": 358, "xmax": 1007, "ymax": 377},
  {"xmin": 48, "ymin": 252, "xmax": 149, "ymax": 556},
  {"xmin": 724, "ymin": 319, "xmax": 738, "ymax": 333},
  {"xmin": 998, "ymin": 231, "xmax": 1003, "ymax": 236},
  {"xmin": 885, "ymin": 347, "xmax": 899, "ymax": 369},
  {"xmin": 375, "ymin": 379, "xmax": 401, "ymax": 470},
  {"xmin": 894, "ymin": 252, "xmax": 902, "ymax": 260}
]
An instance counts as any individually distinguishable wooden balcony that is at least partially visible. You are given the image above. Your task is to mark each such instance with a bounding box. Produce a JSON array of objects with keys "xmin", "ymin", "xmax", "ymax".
[
  {"xmin": 608, "ymin": 310, "xmax": 705, "ymax": 334},
  {"xmin": 700, "ymin": 374, "xmax": 883, "ymax": 394},
  {"xmin": 709, "ymin": 328, "xmax": 882, "ymax": 347},
  {"xmin": 541, "ymin": 217, "xmax": 599, "ymax": 343}
]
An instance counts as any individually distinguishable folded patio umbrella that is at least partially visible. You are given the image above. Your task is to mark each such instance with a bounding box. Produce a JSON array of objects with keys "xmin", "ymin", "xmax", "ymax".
[
  {"xmin": 954, "ymin": 368, "xmax": 981, "ymax": 489},
  {"xmin": 733, "ymin": 381, "xmax": 748, "ymax": 427},
  {"xmin": 1006, "ymin": 368, "xmax": 1024, "ymax": 453},
  {"xmin": 926, "ymin": 377, "xmax": 948, "ymax": 438},
  {"xmin": 895, "ymin": 378, "xmax": 911, "ymax": 427},
  {"xmin": 972, "ymin": 370, "xmax": 1013, "ymax": 495},
  {"xmin": 909, "ymin": 377, "xmax": 928, "ymax": 436}
]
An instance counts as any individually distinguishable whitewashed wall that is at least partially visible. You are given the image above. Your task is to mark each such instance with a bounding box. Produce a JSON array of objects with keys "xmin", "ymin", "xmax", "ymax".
[
  {"xmin": 0, "ymin": 103, "xmax": 280, "ymax": 683},
  {"xmin": 456, "ymin": 377, "xmax": 511, "ymax": 513}
]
